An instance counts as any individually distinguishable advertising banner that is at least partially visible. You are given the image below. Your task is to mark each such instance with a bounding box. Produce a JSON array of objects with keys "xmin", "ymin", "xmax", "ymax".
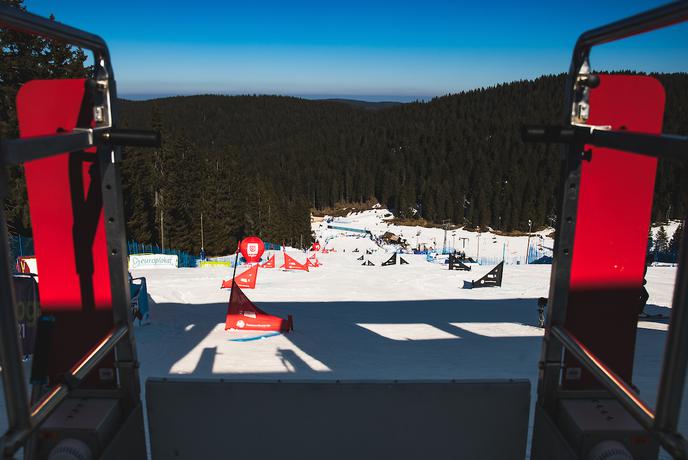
[{"xmin": 128, "ymin": 254, "xmax": 179, "ymax": 270}]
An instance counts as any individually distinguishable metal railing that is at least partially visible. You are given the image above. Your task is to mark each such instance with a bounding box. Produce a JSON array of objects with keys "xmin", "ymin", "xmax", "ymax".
[
  {"xmin": 0, "ymin": 4, "xmax": 155, "ymax": 458},
  {"xmin": 0, "ymin": 325, "xmax": 128, "ymax": 455},
  {"xmin": 532, "ymin": 2, "xmax": 688, "ymax": 459}
]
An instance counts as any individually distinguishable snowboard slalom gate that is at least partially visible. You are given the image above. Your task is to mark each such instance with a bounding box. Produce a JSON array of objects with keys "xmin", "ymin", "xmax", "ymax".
[
  {"xmin": 225, "ymin": 284, "xmax": 292, "ymax": 332},
  {"xmin": 279, "ymin": 252, "xmax": 309, "ymax": 271},
  {"xmin": 221, "ymin": 264, "xmax": 258, "ymax": 289},
  {"xmin": 463, "ymin": 261, "xmax": 503, "ymax": 289},
  {"xmin": 261, "ymin": 254, "xmax": 275, "ymax": 268},
  {"xmin": 1, "ymin": 3, "xmax": 688, "ymax": 460},
  {"xmin": 381, "ymin": 253, "xmax": 409, "ymax": 266},
  {"xmin": 448, "ymin": 253, "xmax": 471, "ymax": 271}
]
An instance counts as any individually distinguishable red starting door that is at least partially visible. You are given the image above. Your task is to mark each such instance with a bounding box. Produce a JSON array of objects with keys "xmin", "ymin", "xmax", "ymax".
[{"xmin": 562, "ymin": 75, "xmax": 665, "ymax": 389}]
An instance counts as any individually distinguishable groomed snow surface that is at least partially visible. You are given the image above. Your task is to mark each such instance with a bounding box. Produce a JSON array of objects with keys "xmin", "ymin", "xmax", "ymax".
[
  {"xmin": 139, "ymin": 253, "xmax": 681, "ymax": 458},
  {"xmin": 0, "ymin": 210, "xmax": 684, "ymax": 458}
]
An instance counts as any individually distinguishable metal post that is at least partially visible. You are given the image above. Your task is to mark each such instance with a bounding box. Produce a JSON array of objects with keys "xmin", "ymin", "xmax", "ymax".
[
  {"xmin": 0, "ymin": 185, "xmax": 31, "ymax": 438},
  {"xmin": 476, "ymin": 228, "xmax": 481, "ymax": 263},
  {"xmin": 98, "ymin": 142, "xmax": 142, "ymax": 412},
  {"xmin": 160, "ymin": 209, "xmax": 164, "ymax": 252},
  {"xmin": 655, "ymin": 219, "xmax": 688, "ymax": 434},
  {"xmin": 526, "ymin": 219, "xmax": 532, "ymax": 264}
]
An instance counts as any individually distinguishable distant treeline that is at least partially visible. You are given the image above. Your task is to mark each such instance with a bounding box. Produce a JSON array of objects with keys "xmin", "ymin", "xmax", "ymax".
[
  {"xmin": 3, "ymin": 0, "xmax": 685, "ymax": 257},
  {"xmin": 116, "ymin": 73, "xmax": 687, "ymax": 255}
]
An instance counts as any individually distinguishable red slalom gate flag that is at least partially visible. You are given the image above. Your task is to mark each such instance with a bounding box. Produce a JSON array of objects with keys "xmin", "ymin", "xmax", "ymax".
[
  {"xmin": 261, "ymin": 254, "xmax": 275, "ymax": 268},
  {"xmin": 221, "ymin": 264, "xmax": 258, "ymax": 289},
  {"xmin": 279, "ymin": 253, "xmax": 309, "ymax": 271},
  {"xmin": 225, "ymin": 284, "xmax": 292, "ymax": 332},
  {"xmin": 321, "ymin": 248, "xmax": 329, "ymax": 254},
  {"xmin": 306, "ymin": 257, "xmax": 320, "ymax": 268}
]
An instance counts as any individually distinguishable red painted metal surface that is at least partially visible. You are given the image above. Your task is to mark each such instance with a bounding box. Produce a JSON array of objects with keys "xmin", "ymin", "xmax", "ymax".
[
  {"xmin": 563, "ymin": 75, "xmax": 665, "ymax": 389},
  {"xmin": 16, "ymin": 79, "xmax": 116, "ymax": 387}
]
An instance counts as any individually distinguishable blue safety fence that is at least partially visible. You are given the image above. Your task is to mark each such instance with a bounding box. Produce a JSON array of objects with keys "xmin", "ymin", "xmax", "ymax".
[
  {"xmin": 8, "ymin": 236, "xmax": 198, "ymax": 269},
  {"xmin": 527, "ymin": 243, "xmax": 553, "ymax": 264},
  {"xmin": 477, "ymin": 255, "xmax": 527, "ymax": 266},
  {"xmin": 127, "ymin": 241, "xmax": 197, "ymax": 268}
]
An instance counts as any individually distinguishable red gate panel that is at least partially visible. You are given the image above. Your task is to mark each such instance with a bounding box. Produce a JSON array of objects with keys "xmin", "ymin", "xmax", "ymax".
[
  {"xmin": 563, "ymin": 75, "xmax": 665, "ymax": 389},
  {"xmin": 17, "ymin": 79, "xmax": 116, "ymax": 388}
]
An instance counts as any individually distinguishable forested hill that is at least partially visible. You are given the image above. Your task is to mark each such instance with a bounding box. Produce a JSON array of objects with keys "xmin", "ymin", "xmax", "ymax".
[{"xmin": 117, "ymin": 73, "xmax": 688, "ymax": 256}]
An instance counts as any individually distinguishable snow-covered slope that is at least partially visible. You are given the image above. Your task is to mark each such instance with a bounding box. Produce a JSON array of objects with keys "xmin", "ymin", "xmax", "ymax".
[
  {"xmin": 1, "ymin": 210, "xmax": 682, "ymax": 457},
  {"xmin": 314, "ymin": 208, "xmax": 554, "ymax": 264}
]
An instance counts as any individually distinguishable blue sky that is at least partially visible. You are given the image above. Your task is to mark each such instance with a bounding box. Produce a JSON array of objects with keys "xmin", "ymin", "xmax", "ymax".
[{"xmin": 26, "ymin": 0, "xmax": 688, "ymax": 101}]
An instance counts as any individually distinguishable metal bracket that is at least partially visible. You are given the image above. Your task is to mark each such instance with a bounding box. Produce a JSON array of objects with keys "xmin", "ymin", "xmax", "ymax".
[
  {"xmin": 92, "ymin": 62, "xmax": 112, "ymax": 130},
  {"xmin": 114, "ymin": 360, "xmax": 140, "ymax": 369}
]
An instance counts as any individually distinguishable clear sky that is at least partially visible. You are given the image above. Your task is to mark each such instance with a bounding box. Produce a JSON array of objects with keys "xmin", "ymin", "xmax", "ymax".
[{"xmin": 24, "ymin": 0, "xmax": 688, "ymax": 101}]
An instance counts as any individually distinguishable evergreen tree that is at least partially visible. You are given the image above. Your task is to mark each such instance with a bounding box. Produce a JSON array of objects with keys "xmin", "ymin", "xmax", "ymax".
[
  {"xmin": 655, "ymin": 226, "xmax": 669, "ymax": 254},
  {"xmin": 1, "ymin": 0, "xmax": 90, "ymax": 235},
  {"xmin": 4, "ymin": 34, "xmax": 688, "ymax": 255},
  {"xmin": 669, "ymin": 222, "xmax": 684, "ymax": 256}
]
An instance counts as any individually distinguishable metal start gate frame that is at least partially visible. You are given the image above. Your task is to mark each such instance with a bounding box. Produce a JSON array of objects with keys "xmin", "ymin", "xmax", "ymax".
[
  {"xmin": 525, "ymin": 3, "xmax": 688, "ymax": 458},
  {"xmin": 1, "ymin": 2, "xmax": 688, "ymax": 460},
  {"xmin": 0, "ymin": 4, "xmax": 158, "ymax": 458}
]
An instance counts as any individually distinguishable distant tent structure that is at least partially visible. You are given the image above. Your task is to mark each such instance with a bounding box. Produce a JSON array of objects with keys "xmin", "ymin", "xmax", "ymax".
[
  {"xmin": 353, "ymin": 248, "xmax": 360, "ymax": 253},
  {"xmin": 463, "ymin": 262, "xmax": 504, "ymax": 289},
  {"xmin": 448, "ymin": 253, "xmax": 471, "ymax": 271},
  {"xmin": 400, "ymin": 256, "xmax": 409, "ymax": 265},
  {"xmin": 382, "ymin": 253, "xmax": 397, "ymax": 266},
  {"xmin": 221, "ymin": 264, "xmax": 258, "ymax": 289},
  {"xmin": 357, "ymin": 255, "xmax": 364, "ymax": 261},
  {"xmin": 366, "ymin": 249, "xmax": 373, "ymax": 255},
  {"xmin": 531, "ymin": 255, "xmax": 553, "ymax": 265},
  {"xmin": 261, "ymin": 254, "xmax": 275, "ymax": 268},
  {"xmin": 362, "ymin": 260, "xmax": 375, "ymax": 266},
  {"xmin": 225, "ymin": 283, "xmax": 292, "ymax": 332},
  {"xmin": 280, "ymin": 253, "xmax": 309, "ymax": 271}
]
